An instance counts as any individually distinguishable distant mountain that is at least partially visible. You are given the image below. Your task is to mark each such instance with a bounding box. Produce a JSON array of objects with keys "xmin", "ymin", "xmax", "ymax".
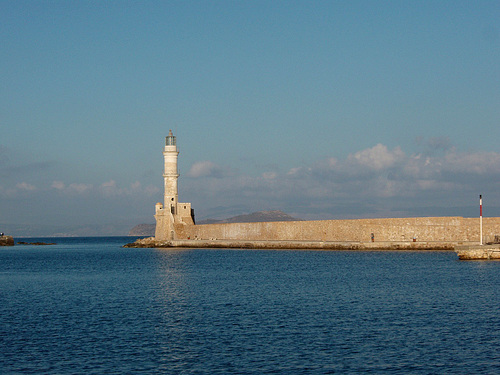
[
  {"xmin": 198, "ymin": 210, "xmax": 302, "ymax": 224},
  {"xmin": 128, "ymin": 210, "xmax": 302, "ymax": 235},
  {"xmin": 128, "ymin": 224, "xmax": 155, "ymax": 236}
]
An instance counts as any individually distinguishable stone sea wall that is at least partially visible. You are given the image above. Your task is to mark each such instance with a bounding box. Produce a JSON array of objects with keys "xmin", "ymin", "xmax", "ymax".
[
  {"xmin": 455, "ymin": 244, "xmax": 500, "ymax": 260},
  {"xmin": 174, "ymin": 217, "xmax": 500, "ymax": 244}
]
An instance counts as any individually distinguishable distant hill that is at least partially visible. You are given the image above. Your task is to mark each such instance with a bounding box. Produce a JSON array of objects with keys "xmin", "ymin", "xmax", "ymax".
[
  {"xmin": 128, "ymin": 224, "xmax": 155, "ymax": 236},
  {"xmin": 198, "ymin": 210, "xmax": 302, "ymax": 224},
  {"xmin": 128, "ymin": 210, "xmax": 301, "ymax": 235}
]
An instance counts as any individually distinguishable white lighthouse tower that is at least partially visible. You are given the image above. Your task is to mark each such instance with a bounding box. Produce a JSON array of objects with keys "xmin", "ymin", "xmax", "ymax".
[
  {"xmin": 163, "ymin": 130, "xmax": 179, "ymax": 213},
  {"xmin": 155, "ymin": 130, "xmax": 194, "ymax": 240}
]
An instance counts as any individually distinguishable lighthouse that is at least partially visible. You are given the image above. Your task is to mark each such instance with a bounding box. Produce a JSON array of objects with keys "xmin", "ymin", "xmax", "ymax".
[
  {"xmin": 163, "ymin": 130, "xmax": 179, "ymax": 214},
  {"xmin": 155, "ymin": 130, "xmax": 194, "ymax": 240}
]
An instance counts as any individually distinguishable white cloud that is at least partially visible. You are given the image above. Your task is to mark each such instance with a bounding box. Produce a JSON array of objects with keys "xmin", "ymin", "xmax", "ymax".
[
  {"xmin": 49, "ymin": 178, "xmax": 160, "ymax": 200},
  {"xmin": 99, "ymin": 180, "xmax": 121, "ymax": 197},
  {"xmin": 287, "ymin": 167, "xmax": 302, "ymax": 175},
  {"xmin": 262, "ymin": 172, "xmax": 277, "ymax": 180},
  {"xmin": 51, "ymin": 180, "xmax": 92, "ymax": 194},
  {"xmin": 443, "ymin": 151, "xmax": 500, "ymax": 174},
  {"xmin": 101, "ymin": 180, "xmax": 116, "ymax": 189},
  {"xmin": 16, "ymin": 182, "xmax": 36, "ymax": 191},
  {"xmin": 187, "ymin": 161, "xmax": 229, "ymax": 178},
  {"xmin": 97, "ymin": 179, "xmax": 160, "ymax": 197},
  {"xmin": 349, "ymin": 144, "xmax": 405, "ymax": 171},
  {"xmin": 184, "ymin": 143, "xmax": 500, "ymax": 219},
  {"xmin": 51, "ymin": 181, "xmax": 65, "ymax": 190},
  {"xmin": 68, "ymin": 183, "xmax": 93, "ymax": 194}
]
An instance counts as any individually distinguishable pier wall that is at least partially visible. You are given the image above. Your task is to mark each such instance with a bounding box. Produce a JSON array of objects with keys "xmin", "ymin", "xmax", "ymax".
[{"xmin": 174, "ymin": 217, "xmax": 500, "ymax": 243}]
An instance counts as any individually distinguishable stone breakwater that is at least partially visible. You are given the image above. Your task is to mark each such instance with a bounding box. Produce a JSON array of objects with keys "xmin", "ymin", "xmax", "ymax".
[
  {"xmin": 124, "ymin": 237, "xmax": 457, "ymax": 250},
  {"xmin": 455, "ymin": 245, "xmax": 500, "ymax": 260},
  {"xmin": 171, "ymin": 217, "xmax": 500, "ymax": 244}
]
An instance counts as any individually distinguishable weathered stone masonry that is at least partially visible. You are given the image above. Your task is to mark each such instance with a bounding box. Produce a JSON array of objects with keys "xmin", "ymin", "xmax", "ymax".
[{"xmin": 174, "ymin": 217, "xmax": 500, "ymax": 244}]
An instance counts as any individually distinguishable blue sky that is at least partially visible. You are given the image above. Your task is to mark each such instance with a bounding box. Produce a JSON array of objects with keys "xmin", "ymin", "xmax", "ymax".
[{"xmin": 1, "ymin": 1, "xmax": 499, "ymax": 236}]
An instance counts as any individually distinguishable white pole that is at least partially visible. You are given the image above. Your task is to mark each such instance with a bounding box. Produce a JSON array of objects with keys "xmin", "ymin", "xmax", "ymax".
[{"xmin": 480, "ymin": 194, "xmax": 483, "ymax": 245}]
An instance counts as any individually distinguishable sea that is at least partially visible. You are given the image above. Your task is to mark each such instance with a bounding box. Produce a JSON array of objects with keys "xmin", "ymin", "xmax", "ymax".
[{"xmin": 0, "ymin": 237, "xmax": 499, "ymax": 374}]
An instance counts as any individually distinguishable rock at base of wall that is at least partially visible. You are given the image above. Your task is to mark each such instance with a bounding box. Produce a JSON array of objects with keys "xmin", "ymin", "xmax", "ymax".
[
  {"xmin": 123, "ymin": 237, "xmax": 457, "ymax": 251},
  {"xmin": 0, "ymin": 236, "xmax": 15, "ymax": 246},
  {"xmin": 123, "ymin": 237, "xmax": 157, "ymax": 248}
]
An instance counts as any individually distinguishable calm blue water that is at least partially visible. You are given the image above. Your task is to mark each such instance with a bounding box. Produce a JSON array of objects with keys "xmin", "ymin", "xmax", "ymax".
[{"xmin": 1, "ymin": 237, "xmax": 499, "ymax": 374}]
